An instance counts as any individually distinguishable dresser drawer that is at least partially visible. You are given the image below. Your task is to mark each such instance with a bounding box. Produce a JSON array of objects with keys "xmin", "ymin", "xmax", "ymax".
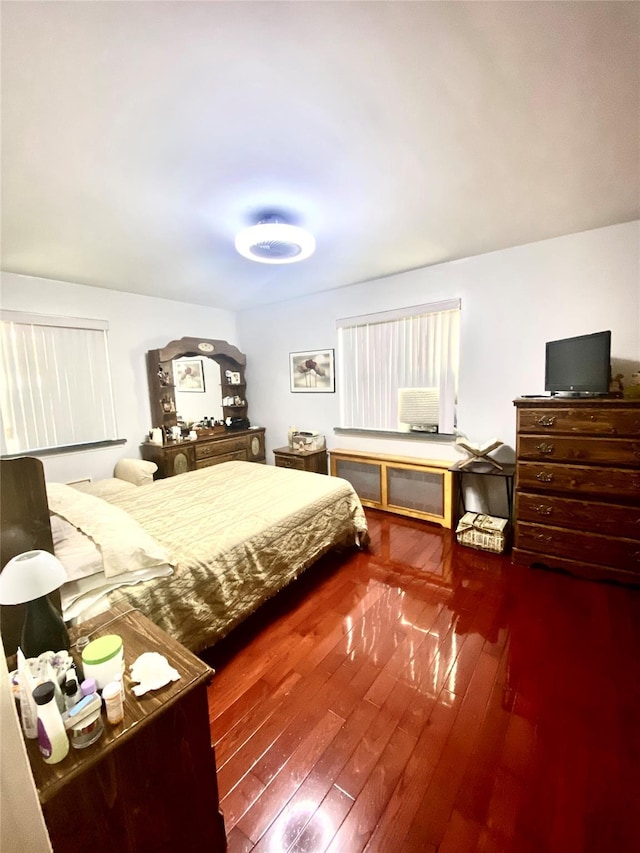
[
  {"xmin": 516, "ymin": 521, "xmax": 640, "ymax": 572},
  {"xmin": 518, "ymin": 407, "xmax": 640, "ymax": 436},
  {"xmin": 518, "ymin": 435, "xmax": 640, "ymax": 466},
  {"xmin": 196, "ymin": 450, "xmax": 247, "ymax": 468},
  {"xmin": 516, "ymin": 462, "xmax": 640, "ymax": 500},
  {"xmin": 516, "ymin": 491, "xmax": 640, "ymax": 540},
  {"xmin": 275, "ymin": 455, "xmax": 307, "ymax": 471},
  {"xmin": 195, "ymin": 436, "xmax": 248, "ymax": 460}
]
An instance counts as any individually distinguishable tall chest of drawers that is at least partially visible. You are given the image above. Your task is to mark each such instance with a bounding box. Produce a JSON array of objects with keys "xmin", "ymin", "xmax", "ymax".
[{"xmin": 513, "ymin": 398, "xmax": 640, "ymax": 584}]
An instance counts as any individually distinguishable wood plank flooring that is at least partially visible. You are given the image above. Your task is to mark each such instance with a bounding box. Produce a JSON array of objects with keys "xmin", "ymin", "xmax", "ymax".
[{"xmin": 204, "ymin": 509, "xmax": 640, "ymax": 852}]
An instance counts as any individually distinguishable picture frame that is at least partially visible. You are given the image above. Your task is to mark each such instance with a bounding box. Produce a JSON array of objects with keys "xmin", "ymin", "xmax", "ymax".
[
  {"xmin": 289, "ymin": 349, "xmax": 335, "ymax": 393},
  {"xmin": 225, "ymin": 370, "xmax": 241, "ymax": 385},
  {"xmin": 174, "ymin": 358, "xmax": 206, "ymax": 393}
]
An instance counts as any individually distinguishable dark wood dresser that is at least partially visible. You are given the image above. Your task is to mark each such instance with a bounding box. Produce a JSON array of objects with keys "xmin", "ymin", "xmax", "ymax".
[
  {"xmin": 26, "ymin": 606, "xmax": 226, "ymax": 853},
  {"xmin": 513, "ymin": 397, "xmax": 640, "ymax": 583},
  {"xmin": 142, "ymin": 427, "xmax": 265, "ymax": 478},
  {"xmin": 273, "ymin": 445, "xmax": 328, "ymax": 474}
]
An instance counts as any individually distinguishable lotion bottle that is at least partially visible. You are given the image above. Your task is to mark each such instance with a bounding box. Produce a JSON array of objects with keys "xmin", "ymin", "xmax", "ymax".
[
  {"xmin": 17, "ymin": 647, "xmax": 37, "ymax": 739},
  {"xmin": 63, "ymin": 669, "xmax": 82, "ymax": 711},
  {"xmin": 32, "ymin": 681, "xmax": 70, "ymax": 764}
]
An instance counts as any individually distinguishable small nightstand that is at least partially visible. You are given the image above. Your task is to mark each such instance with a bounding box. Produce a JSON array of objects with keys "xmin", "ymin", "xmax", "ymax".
[
  {"xmin": 273, "ymin": 445, "xmax": 328, "ymax": 474},
  {"xmin": 25, "ymin": 605, "xmax": 226, "ymax": 853}
]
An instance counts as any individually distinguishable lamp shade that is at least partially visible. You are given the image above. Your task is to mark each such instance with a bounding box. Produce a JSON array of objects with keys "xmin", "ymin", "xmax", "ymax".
[{"xmin": 0, "ymin": 550, "xmax": 68, "ymax": 605}]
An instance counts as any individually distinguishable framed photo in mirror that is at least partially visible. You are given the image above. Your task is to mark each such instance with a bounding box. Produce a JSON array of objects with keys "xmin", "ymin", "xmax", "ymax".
[{"xmin": 174, "ymin": 359, "xmax": 205, "ymax": 393}]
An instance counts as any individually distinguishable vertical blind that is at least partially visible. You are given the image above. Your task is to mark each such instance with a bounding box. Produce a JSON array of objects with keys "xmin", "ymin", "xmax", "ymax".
[
  {"xmin": 0, "ymin": 311, "xmax": 118, "ymax": 455},
  {"xmin": 336, "ymin": 299, "xmax": 460, "ymax": 434}
]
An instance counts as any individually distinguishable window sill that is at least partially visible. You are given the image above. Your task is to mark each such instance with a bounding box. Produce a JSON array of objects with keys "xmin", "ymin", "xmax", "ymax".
[
  {"xmin": 1, "ymin": 438, "xmax": 127, "ymax": 459},
  {"xmin": 333, "ymin": 428, "xmax": 455, "ymax": 442}
]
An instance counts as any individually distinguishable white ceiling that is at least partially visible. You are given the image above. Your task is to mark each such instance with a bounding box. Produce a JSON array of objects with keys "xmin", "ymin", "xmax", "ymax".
[{"xmin": 2, "ymin": 1, "xmax": 639, "ymax": 311}]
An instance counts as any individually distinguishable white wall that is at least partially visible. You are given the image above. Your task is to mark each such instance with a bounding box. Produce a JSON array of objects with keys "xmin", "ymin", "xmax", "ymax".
[
  {"xmin": 239, "ymin": 222, "xmax": 640, "ymax": 467},
  {"xmin": 2, "ymin": 222, "xmax": 638, "ymax": 486},
  {"xmin": 0, "ymin": 273, "xmax": 237, "ymax": 483}
]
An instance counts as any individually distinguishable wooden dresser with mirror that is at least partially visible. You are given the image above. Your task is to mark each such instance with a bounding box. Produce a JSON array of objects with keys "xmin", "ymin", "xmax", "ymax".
[{"xmin": 142, "ymin": 336, "xmax": 265, "ymax": 477}]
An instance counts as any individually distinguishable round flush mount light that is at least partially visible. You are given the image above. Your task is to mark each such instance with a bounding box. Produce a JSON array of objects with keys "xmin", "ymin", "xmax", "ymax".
[{"xmin": 235, "ymin": 215, "xmax": 315, "ymax": 264}]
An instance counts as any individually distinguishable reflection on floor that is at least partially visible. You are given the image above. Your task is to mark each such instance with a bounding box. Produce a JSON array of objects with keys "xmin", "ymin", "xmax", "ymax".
[{"xmin": 205, "ymin": 508, "xmax": 640, "ymax": 853}]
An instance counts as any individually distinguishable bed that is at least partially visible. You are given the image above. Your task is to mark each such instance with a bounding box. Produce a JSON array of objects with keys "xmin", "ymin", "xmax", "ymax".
[{"xmin": 0, "ymin": 457, "xmax": 368, "ymax": 653}]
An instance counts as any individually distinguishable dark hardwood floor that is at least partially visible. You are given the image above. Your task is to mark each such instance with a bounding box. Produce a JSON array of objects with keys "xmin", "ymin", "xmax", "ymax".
[{"xmin": 204, "ymin": 509, "xmax": 640, "ymax": 852}]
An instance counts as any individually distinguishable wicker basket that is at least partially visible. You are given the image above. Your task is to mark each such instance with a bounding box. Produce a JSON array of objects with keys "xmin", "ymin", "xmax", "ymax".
[{"xmin": 456, "ymin": 512, "xmax": 510, "ymax": 554}]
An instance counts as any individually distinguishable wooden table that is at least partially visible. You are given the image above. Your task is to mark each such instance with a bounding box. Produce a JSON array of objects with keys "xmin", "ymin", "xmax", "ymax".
[
  {"xmin": 448, "ymin": 459, "xmax": 516, "ymax": 522},
  {"xmin": 26, "ymin": 605, "xmax": 226, "ymax": 853}
]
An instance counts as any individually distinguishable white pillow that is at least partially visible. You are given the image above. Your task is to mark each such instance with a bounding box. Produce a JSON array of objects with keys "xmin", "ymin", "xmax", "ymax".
[
  {"xmin": 46, "ymin": 482, "xmax": 171, "ymax": 578},
  {"xmin": 50, "ymin": 514, "xmax": 103, "ymax": 581},
  {"xmin": 60, "ymin": 563, "xmax": 173, "ymax": 622},
  {"xmin": 114, "ymin": 458, "xmax": 157, "ymax": 486},
  {"xmin": 70, "ymin": 478, "xmax": 136, "ymax": 499}
]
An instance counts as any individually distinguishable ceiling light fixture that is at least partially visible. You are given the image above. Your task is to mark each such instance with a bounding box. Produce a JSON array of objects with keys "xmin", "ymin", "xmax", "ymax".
[{"xmin": 235, "ymin": 215, "xmax": 315, "ymax": 264}]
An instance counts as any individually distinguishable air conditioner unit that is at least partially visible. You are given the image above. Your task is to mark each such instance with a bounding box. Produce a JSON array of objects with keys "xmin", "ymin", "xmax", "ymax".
[{"xmin": 398, "ymin": 387, "xmax": 439, "ymax": 433}]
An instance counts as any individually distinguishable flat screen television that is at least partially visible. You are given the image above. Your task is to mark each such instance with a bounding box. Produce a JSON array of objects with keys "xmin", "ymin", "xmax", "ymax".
[{"xmin": 545, "ymin": 330, "xmax": 611, "ymax": 396}]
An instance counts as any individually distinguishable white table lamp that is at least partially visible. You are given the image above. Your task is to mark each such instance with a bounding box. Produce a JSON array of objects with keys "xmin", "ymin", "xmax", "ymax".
[{"xmin": 0, "ymin": 550, "xmax": 70, "ymax": 657}]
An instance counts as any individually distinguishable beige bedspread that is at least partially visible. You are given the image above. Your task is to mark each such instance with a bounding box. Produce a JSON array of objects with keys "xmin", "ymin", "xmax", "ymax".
[{"xmin": 95, "ymin": 461, "xmax": 367, "ymax": 651}]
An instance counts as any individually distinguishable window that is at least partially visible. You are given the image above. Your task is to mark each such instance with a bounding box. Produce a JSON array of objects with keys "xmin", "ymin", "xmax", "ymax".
[
  {"xmin": 336, "ymin": 299, "xmax": 460, "ymax": 435},
  {"xmin": 0, "ymin": 311, "xmax": 118, "ymax": 455}
]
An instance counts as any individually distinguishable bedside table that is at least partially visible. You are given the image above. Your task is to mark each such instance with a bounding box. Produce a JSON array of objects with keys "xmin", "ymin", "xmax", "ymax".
[
  {"xmin": 273, "ymin": 445, "xmax": 328, "ymax": 474},
  {"xmin": 26, "ymin": 605, "xmax": 226, "ymax": 853}
]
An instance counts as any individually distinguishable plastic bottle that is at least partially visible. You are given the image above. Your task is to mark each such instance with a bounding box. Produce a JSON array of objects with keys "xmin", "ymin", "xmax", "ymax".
[
  {"xmin": 80, "ymin": 677, "xmax": 97, "ymax": 698},
  {"xmin": 102, "ymin": 681, "xmax": 124, "ymax": 724},
  {"xmin": 113, "ymin": 671, "xmax": 125, "ymax": 701},
  {"xmin": 17, "ymin": 647, "xmax": 38, "ymax": 739},
  {"xmin": 44, "ymin": 660, "xmax": 65, "ymax": 713},
  {"xmin": 32, "ymin": 681, "xmax": 70, "ymax": 764},
  {"xmin": 63, "ymin": 669, "xmax": 82, "ymax": 711}
]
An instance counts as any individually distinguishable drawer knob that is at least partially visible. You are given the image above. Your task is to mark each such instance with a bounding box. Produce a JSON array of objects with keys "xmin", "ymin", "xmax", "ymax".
[
  {"xmin": 532, "ymin": 504, "xmax": 553, "ymax": 515},
  {"xmin": 535, "ymin": 442, "xmax": 555, "ymax": 454},
  {"xmin": 634, "ymin": 552, "xmax": 640, "ymax": 563},
  {"xmin": 535, "ymin": 416, "xmax": 556, "ymax": 427},
  {"xmin": 536, "ymin": 472, "xmax": 554, "ymax": 482},
  {"xmin": 534, "ymin": 532, "xmax": 553, "ymax": 544}
]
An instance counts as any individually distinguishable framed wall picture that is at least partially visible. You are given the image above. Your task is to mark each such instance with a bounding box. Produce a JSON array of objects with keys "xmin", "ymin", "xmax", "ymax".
[
  {"xmin": 174, "ymin": 358, "xmax": 206, "ymax": 392},
  {"xmin": 289, "ymin": 349, "xmax": 335, "ymax": 393}
]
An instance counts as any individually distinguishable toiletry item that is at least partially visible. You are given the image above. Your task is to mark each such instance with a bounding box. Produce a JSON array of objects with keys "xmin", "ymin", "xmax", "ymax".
[
  {"xmin": 63, "ymin": 692, "xmax": 101, "ymax": 728},
  {"xmin": 102, "ymin": 681, "xmax": 124, "ymax": 724},
  {"xmin": 63, "ymin": 669, "xmax": 81, "ymax": 711},
  {"xmin": 113, "ymin": 671, "xmax": 125, "ymax": 700},
  {"xmin": 32, "ymin": 681, "xmax": 70, "ymax": 764},
  {"xmin": 17, "ymin": 647, "xmax": 38, "ymax": 739},
  {"xmin": 82, "ymin": 635, "xmax": 124, "ymax": 690},
  {"xmin": 65, "ymin": 693, "xmax": 104, "ymax": 749},
  {"xmin": 80, "ymin": 677, "xmax": 97, "ymax": 698},
  {"xmin": 75, "ymin": 636, "xmax": 90, "ymax": 655},
  {"xmin": 44, "ymin": 660, "xmax": 65, "ymax": 713}
]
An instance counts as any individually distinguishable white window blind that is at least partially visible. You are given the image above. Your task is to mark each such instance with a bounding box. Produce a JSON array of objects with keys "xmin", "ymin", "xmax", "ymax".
[
  {"xmin": 336, "ymin": 299, "xmax": 460, "ymax": 434},
  {"xmin": 0, "ymin": 311, "xmax": 118, "ymax": 455}
]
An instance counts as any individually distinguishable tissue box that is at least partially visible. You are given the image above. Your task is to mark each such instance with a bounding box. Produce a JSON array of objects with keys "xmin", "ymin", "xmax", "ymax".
[
  {"xmin": 456, "ymin": 512, "xmax": 510, "ymax": 554},
  {"xmin": 291, "ymin": 431, "xmax": 326, "ymax": 452}
]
